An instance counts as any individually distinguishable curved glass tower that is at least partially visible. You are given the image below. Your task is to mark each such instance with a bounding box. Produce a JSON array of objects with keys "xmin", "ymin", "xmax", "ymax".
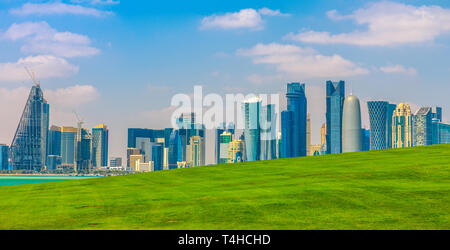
[
  {"xmin": 367, "ymin": 101, "xmax": 388, "ymax": 150},
  {"xmin": 342, "ymin": 95, "xmax": 362, "ymax": 152},
  {"xmin": 242, "ymin": 97, "xmax": 261, "ymax": 161},
  {"xmin": 286, "ymin": 83, "xmax": 307, "ymax": 157},
  {"xmin": 10, "ymin": 85, "xmax": 49, "ymax": 171},
  {"xmin": 326, "ymin": 81, "xmax": 345, "ymax": 154}
]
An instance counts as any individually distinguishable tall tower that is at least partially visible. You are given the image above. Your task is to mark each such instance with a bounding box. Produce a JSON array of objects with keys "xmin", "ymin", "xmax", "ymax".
[
  {"xmin": 392, "ymin": 103, "xmax": 413, "ymax": 148},
  {"xmin": 260, "ymin": 104, "xmax": 277, "ymax": 160},
  {"xmin": 326, "ymin": 80, "xmax": 345, "ymax": 154},
  {"xmin": 367, "ymin": 101, "xmax": 388, "ymax": 150},
  {"xmin": 280, "ymin": 110, "xmax": 294, "ymax": 158},
  {"xmin": 413, "ymin": 107, "xmax": 432, "ymax": 146},
  {"xmin": 286, "ymin": 83, "xmax": 307, "ymax": 157},
  {"xmin": 189, "ymin": 136, "xmax": 205, "ymax": 167},
  {"xmin": 10, "ymin": 85, "xmax": 49, "ymax": 171},
  {"xmin": 342, "ymin": 95, "xmax": 362, "ymax": 152},
  {"xmin": 92, "ymin": 124, "xmax": 109, "ymax": 168},
  {"xmin": 242, "ymin": 97, "xmax": 261, "ymax": 161},
  {"xmin": 306, "ymin": 114, "xmax": 311, "ymax": 156}
]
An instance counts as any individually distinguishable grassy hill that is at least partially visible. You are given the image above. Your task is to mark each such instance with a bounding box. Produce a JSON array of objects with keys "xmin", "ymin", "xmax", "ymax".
[{"xmin": 0, "ymin": 144, "xmax": 449, "ymax": 230}]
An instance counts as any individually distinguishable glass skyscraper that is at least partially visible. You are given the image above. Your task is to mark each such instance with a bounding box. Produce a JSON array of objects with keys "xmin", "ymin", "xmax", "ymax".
[
  {"xmin": 0, "ymin": 144, "xmax": 9, "ymax": 170},
  {"xmin": 432, "ymin": 119, "xmax": 450, "ymax": 145},
  {"xmin": 60, "ymin": 126, "xmax": 77, "ymax": 167},
  {"xmin": 260, "ymin": 104, "xmax": 277, "ymax": 160},
  {"xmin": 368, "ymin": 101, "xmax": 388, "ymax": 150},
  {"xmin": 280, "ymin": 110, "xmax": 294, "ymax": 158},
  {"xmin": 219, "ymin": 131, "xmax": 233, "ymax": 164},
  {"xmin": 286, "ymin": 83, "xmax": 307, "ymax": 157},
  {"xmin": 413, "ymin": 107, "xmax": 432, "ymax": 146},
  {"xmin": 215, "ymin": 122, "xmax": 235, "ymax": 164},
  {"xmin": 92, "ymin": 124, "xmax": 109, "ymax": 168},
  {"xmin": 361, "ymin": 129, "xmax": 370, "ymax": 151},
  {"xmin": 168, "ymin": 130, "xmax": 182, "ymax": 169},
  {"xmin": 242, "ymin": 97, "xmax": 261, "ymax": 161},
  {"xmin": 326, "ymin": 80, "xmax": 345, "ymax": 154},
  {"xmin": 10, "ymin": 85, "xmax": 49, "ymax": 171},
  {"xmin": 75, "ymin": 128, "xmax": 92, "ymax": 173},
  {"xmin": 386, "ymin": 104, "xmax": 396, "ymax": 149},
  {"xmin": 47, "ymin": 125, "xmax": 61, "ymax": 157},
  {"xmin": 342, "ymin": 94, "xmax": 362, "ymax": 153},
  {"xmin": 152, "ymin": 143, "xmax": 164, "ymax": 171}
]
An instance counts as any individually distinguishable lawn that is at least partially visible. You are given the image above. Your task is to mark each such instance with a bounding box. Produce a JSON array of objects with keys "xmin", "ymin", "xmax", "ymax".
[{"xmin": 0, "ymin": 144, "xmax": 449, "ymax": 230}]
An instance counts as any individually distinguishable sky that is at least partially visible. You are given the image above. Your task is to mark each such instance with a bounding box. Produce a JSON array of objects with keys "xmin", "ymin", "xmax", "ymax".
[{"xmin": 0, "ymin": 0, "xmax": 449, "ymax": 164}]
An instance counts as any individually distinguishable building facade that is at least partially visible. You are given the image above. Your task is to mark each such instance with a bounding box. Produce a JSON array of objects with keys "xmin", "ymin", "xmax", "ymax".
[
  {"xmin": 10, "ymin": 85, "xmax": 49, "ymax": 171},
  {"xmin": 92, "ymin": 124, "xmax": 109, "ymax": 168},
  {"xmin": 286, "ymin": 82, "xmax": 307, "ymax": 157},
  {"xmin": 189, "ymin": 136, "xmax": 205, "ymax": 167},
  {"xmin": 392, "ymin": 103, "xmax": 413, "ymax": 148},
  {"xmin": 367, "ymin": 101, "xmax": 388, "ymax": 150},
  {"xmin": 326, "ymin": 80, "xmax": 345, "ymax": 154},
  {"xmin": 0, "ymin": 144, "xmax": 9, "ymax": 170},
  {"xmin": 60, "ymin": 126, "xmax": 77, "ymax": 168},
  {"xmin": 414, "ymin": 107, "xmax": 432, "ymax": 146},
  {"xmin": 342, "ymin": 95, "xmax": 362, "ymax": 153},
  {"xmin": 219, "ymin": 131, "xmax": 233, "ymax": 164},
  {"xmin": 260, "ymin": 104, "xmax": 277, "ymax": 160},
  {"xmin": 152, "ymin": 143, "xmax": 164, "ymax": 171},
  {"xmin": 242, "ymin": 97, "xmax": 261, "ymax": 161},
  {"xmin": 228, "ymin": 139, "xmax": 245, "ymax": 163}
]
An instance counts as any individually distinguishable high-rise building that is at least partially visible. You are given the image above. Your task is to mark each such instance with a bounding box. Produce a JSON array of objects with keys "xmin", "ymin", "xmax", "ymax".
[
  {"xmin": 92, "ymin": 124, "xmax": 108, "ymax": 168},
  {"xmin": 75, "ymin": 127, "xmax": 92, "ymax": 173},
  {"xmin": 10, "ymin": 85, "xmax": 49, "ymax": 171},
  {"xmin": 242, "ymin": 97, "xmax": 261, "ymax": 162},
  {"xmin": 280, "ymin": 110, "xmax": 294, "ymax": 158},
  {"xmin": 432, "ymin": 119, "xmax": 450, "ymax": 145},
  {"xmin": 320, "ymin": 123, "xmax": 327, "ymax": 152},
  {"xmin": 219, "ymin": 131, "xmax": 233, "ymax": 164},
  {"xmin": 342, "ymin": 95, "xmax": 362, "ymax": 153},
  {"xmin": 0, "ymin": 144, "xmax": 9, "ymax": 170},
  {"xmin": 367, "ymin": 101, "xmax": 388, "ymax": 150},
  {"xmin": 228, "ymin": 139, "xmax": 245, "ymax": 163},
  {"xmin": 361, "ymin": 128, "xmax": 370, "ymax": 151},
  {"xmin": 306, "ymin": 114, "xmax": 311, "ymax": 156},
  {"xmin": 129, "ymin": 154, "xmax": 144, "ymax": 172},
  {"xmin": 260, "ymin": 104, "xmax": 277, "ymax": 160},
  {"xmin": 431, "ymin": 107, "xmax": 442, "ymax": 122},
  {"xmin": 168, "ymin": 130, "xmax": 182, "ymax": 169},
  {"xmin": 386, "ymin": 104, "xmax": 396, "ymax": 149},
  {"xmin": 326, "ymin": 80, "xmax": 345, "ymax": 154},
  {"xmin": 189, "ymin": 136, "xmax": 205, "ymax": 167},
  {"xmin": 152, "ymin": 143, "xmax": 164, "ymax": 171},
  {"xmin": 215, "ymin": 123, "xmax": 235, "ymax": 164},
  {"xmin": 127, "ymin": 148, "xmax": 141, "ymax": 168},
  {"xmin": 110, "ymin": 157, "xmax": 122, "ymax": 167},
  {"xmin": 392, "ymin": 103, "xmax": 413, "ymax": 148},
  {"xmin": 286, "ymin": 82, "xmax": 307, "ymax": 157},
  {"xmin": 414, "ymin": 108, "xmax": 433, "ymax": 146},
  {"xmin": 47, "ymin": 126, "xmax": 61, "ymax": 157},
  {"xmin": 60, "ymin": 126, "xmax": 77, "ymax": 168}
]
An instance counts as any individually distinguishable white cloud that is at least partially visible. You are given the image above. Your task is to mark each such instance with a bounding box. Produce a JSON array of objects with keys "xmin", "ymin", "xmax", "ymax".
[
  {"xmin": 10, "ymin": 2, "xmax": 112, "ymax": 17},
  {"xmin": 237, "ymin": 43, "xmax": 369, "ymax": 78},
  {"xmin": 0, "ymin": 85, "xmax": 98, "ymax": 145},
  {"xmin": 286, "ymin": 1, "xmax": 450, "ymax": 46},
  {"xmin": 200, "ymin": 8, "xmax": 288, "ymax": 30},
  {"xmin": 0, "ymin": 55, "xmax": 79, "ymax": 82},
  {"xmin": 380, "ymin": 65, "xmax": 417, "ymax": 75},
  {"xmin": 91, "ymin": 0, "xmax": 120, "ymax": 5},
  {"xmin": 2, "ymin": 22, "xmax": 100, "ymax": 58}
]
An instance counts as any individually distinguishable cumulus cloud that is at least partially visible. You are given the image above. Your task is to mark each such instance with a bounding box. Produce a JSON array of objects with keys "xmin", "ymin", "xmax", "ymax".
[
  {"xmin": 0, "ymin": 85, "xmax": 98, "ymax": 145},
  {"xmin": 237, "ymin": 43, "xmax": 369, "ymax": 78},
  {"xmin": 10, "ymin": 2, "xmax": 112, "ymax": 17},
  {"xmin": 380, "ymin": 65, "xmax": 417, "ymax": 75},
  {"xmin": 200, "ymin": 8, "xmax": 289, "ymax": 30},
  {"xmin": 0, "ymin": 55, "xmax": 79, "ymax": 82},
  {"xmin": 2, "ymin": 22, "xmax": 100, "ymax": 58},
  {"xmin": 285, "ymin": 1, "xmax": 450, "ymax": 46}
]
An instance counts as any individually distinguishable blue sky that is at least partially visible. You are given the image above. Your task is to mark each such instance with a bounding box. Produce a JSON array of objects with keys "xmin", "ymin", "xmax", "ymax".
[{"xmin": 0, "ymin": 0, "xmax": 449, "ymax": 163}]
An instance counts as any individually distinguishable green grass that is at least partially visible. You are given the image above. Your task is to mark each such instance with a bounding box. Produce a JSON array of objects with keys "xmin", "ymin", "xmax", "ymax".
[{"xmin": 0, "ymin": 144, "xmax": 449, "ymax": 230}]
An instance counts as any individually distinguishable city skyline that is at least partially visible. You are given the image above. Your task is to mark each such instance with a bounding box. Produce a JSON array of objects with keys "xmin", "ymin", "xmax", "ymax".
[{"xmin": 1, "ymin": 0, "xmax": 450, "ymax": 164}]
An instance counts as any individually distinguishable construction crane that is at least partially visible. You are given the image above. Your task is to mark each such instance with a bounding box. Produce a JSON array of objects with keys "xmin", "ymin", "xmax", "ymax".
[
  {"xmin": 73, "ymin": 111, "xmax": 84, "ymax": 127},
  {"xmin": 25, "ymin": 67, "xmax": 40, "ymax": 87}
]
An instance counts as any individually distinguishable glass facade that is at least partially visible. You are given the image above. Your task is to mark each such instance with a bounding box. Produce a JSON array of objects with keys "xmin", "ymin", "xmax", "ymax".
[
  {"xmin": 386, "ymin": 104, "xmax": 396, "ymax": 149},
  {"xmin": 326, "ymin": 81, "xmax": 345, "ymax": 154},
  {"xmin": 260, "ymin": 104, "xmax": 277, "ymax": 160},
  {"xmin": 152, "ymin": 143, "xmax": 164, "ymax": 171},
  {"xmin": 286, "ymin": 83, "xmax": 307, "ymax": 157},
  {"xmin": 168, "ymin": 130, "xmax": 182, "ymax": 169},
  {"xmin": 61, "ymin": 127, "xmax": 77, "ymax": 166},
  {"xmin": 0, "ymin": 144, "xmax": 9, "ymax": 170},
  {"xmin": 215, "ymin": 123, "xmax": 235, "ymax": 164},
  {"xmin": 361, "ymin": 129, "xmax": 370, "ymax": 151},
  {"xmin": 242, "ymin": 97, "xmax": 261, "ymax": 161},
  {"xmin": 413, "ymin": 108, "xmax": 432, "ymax": 146},
  {"xmin": 75, "ymin": 128, "xmax": 92, "ymax": 173},
  {"xmin": 280, "ymin": 110, "xmax": 293, "ymax": 158},
  {"xmin": 367, "ymin": 101, "xmax": 388, "ymax": 150},
  {"xmin": 432, "ymin": 120, "xmax": 450, "ymax": 145},
  {"xmin": 92, "ymin": 124, "xmax": 109, "ymax": 168},
  {"xmin": 10, "ymin": 86, "xmax": 49, "ymax": 171},
  {"xmin": 219, "ymin": 131, "xmax": 232, "ymax": 164},
  {"xmin": 342, "ymin": 95, "xmax": 362, "ymax": 153}
]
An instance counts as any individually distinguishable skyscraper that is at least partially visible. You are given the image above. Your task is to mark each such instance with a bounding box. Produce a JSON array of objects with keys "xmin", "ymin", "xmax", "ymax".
[
  {"xmin": 10, "ymin": 85, "xmax": 49, "ymax": 171},
  {"xmin": 260, "ymin": 104, "xmax": 277, "ymax": 160},
  {"xmin": 75, "ymin": 127, "xmax": 92, "ymax": 173},
  {"xmin": 60, "ymin": 126, "xmax": 77, "ymax": 168},
  {"xmin": 320, "ymin": 123, "xmax": 327, "ymax": 152},
  {"xmin": 152, "ymin": 143, "xmax": 164, "ymax": 171},
  {"xmin": 286, "ymin": 82, "xmax": 307, "ymax": 157},
  {"xmin": 127, "ymin": 148, "xmax": 141, "ymax": 168},
  {"xmin": 431, "ymin": 107, "xmax": 442, "ymax": 122},
  {"xmin": 168, "ymin": 130, "xmax": 182, "ymax": 169},
  {"xmin": 92, "ymin": 124, "xmax": 109, "ymax": 168},
  {"xmin": 0, "ymin": 144, "xmax": 9, "ymax": 170},
  {"xmin": 228, "ymin": 139, "xmax": 245, "ymax": 163},
  {"xmin": 367, "ymin": 101, "xmax": 388, "ymax": 150},
  {"xmin": 215, "ymin": 123, "xmax": 235, "ymax": 164},
  {"xmin": 432, "ymin": 120, "xmax": 450, "ymax": 145},
  {"xmin": 392, "ymin": 103, "xmax": 413, "ymax": 148},
  {"xmin": 306, "ymin": 114, "xmax": 311, "ymax": 156},
  {"xmin": 219, "ymin": 131, "xmax": 233, "ymax": 164},
  {"xmin": 189, "ymin": 136, "xmax": 205, "ymax": 167},
  {"xmin": 386, "ymin": 104, "xmax": 396, "ymax": 148},
  {"xmin": 47, "ymin": 125, "xmax": 62, "ymax": 157},
  {"xmin": 361, "ymin": 129, "xmax": 371, "ymax": 151},
  {"xmin": 242, "ymin": 97, "xmax": 261, "ymax": 161},
  {"xmin": 414, "ymin": 107, "xmax": 433, "ymax": 146},
  {"xmin": 326, "ymin": 80, "xmax": 345, "ymax": 154},
  {"xmin": 342, "ymin": 94, "xmax": 362, "ymax": 152},
  {"xmin": 280, "ymin": 110, "xmax": 294, "ymax": 158}
]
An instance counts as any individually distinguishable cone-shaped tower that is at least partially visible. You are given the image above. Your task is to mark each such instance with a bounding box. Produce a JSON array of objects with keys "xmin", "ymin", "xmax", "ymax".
[
  {"xmin": 10, "ymin": 85, "xmax": 49, "ymax": 171},
  {"xmin": 342, "ymin": 94, "xmax": 362, "ymax": 152}
]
